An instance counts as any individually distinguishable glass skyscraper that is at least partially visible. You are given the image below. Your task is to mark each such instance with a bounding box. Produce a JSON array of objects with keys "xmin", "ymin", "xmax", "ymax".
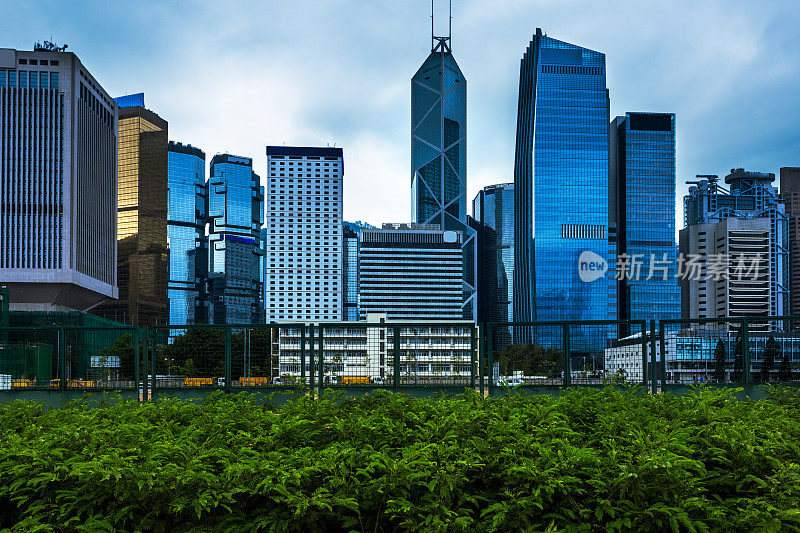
[
  {"xmin": 609, "ymin": 113, "xmax": 680, "ymax": 324},
  {"xmin": 513, "ymin": 29, "xmax": 610, "ymax": 334},
  {"xmin": 208, "ymin": 154, "xmax": 264, "ymax": 324},
  {"xmin": 167, "ymin": 141, "xmax": 208, "ymax": 326},
  {"xmin": 93, "ymin": 94, "xmax": 168, "ymax": 326},
  {"xmin": 342, "ymin": 221, "xmax": 375, "ymax": 321},
  {"xmin": 411, "ymin": 34, "xmax": 476, "ymax": 320},
  {"xmin": 473, "ymin": 184, "xmax": 514, "ymax": 326}
]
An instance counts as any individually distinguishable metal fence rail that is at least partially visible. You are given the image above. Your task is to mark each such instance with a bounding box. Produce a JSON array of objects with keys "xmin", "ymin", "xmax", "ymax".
[{"xmin": 2, "ymin": 317, "xmax": 799, "ymax": 401}]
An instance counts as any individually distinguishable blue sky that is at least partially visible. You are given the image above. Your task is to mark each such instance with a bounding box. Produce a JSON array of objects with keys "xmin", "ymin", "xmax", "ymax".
[{"xmin": 2, "ymin": 0, "xmax": 799, "ymax": 227}]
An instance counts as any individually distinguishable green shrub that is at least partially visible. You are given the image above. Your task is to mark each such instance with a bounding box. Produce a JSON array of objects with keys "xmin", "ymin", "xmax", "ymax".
[{"xmin": 1, "ymin": 386, "xmax": 800, "ymax": 531}]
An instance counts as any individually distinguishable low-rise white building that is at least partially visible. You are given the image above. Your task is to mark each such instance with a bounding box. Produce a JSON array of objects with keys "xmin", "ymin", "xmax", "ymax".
[{"xmin": 275, "ymin": 313, "xmax": 475, "ymax": 384}]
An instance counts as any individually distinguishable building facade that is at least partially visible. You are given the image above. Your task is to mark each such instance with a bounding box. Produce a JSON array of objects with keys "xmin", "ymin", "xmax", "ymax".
[
  {"xmin": 116, "ymin": 101, "xmax": 169, "ymax": 326},
  {"xmin": 609, "ymin": 113, "xmax": 680, "ymax": 324},
  {"xmin": 779, "ymin": 167, "xmax": 800, "ymax": 317},
  {"xmin": 512, "ymin": 29, "xmax": 610, "ymax": 333},
  {"xmin": 472, "ymin": 184, "xmax": 514, "ymax": 326},
  {"xmin": 167, "ymin": 141, "xmax": 208, "ymax": 326},
  {"xmin": 208, "ymin": 154, "xmax": 264, "ymax": 324},
  {"xmin": 411, "ymin": 34, "xmax": 476, "ymax": 321},
  {"xmin": 342, "ymin": 221, "xmax": 375, "ymax": 321},
  {"xmin": 276, "ymin": 313, "xmax": 474, "ymax": 384},
  {"xmin": 680, "ymin": 217, "xmax": 772, "ymax": 324},
  {"xmin": 264, "ymin": 146, "xmax": 343, "ymax": 322},
  {"xmin": 681, "ymin": 169, "xmax": 788, "ymax": 320},
  {"xmin": 0, "ymin": 47, "xmax": 117, "ymax": 311},
  {"xmin": 94, "ymin": 95, "xmax": 168, "ymax": 325},
  {"xmin": 359, "ymin": 224, "xmax": 464, "ymax": 320}
]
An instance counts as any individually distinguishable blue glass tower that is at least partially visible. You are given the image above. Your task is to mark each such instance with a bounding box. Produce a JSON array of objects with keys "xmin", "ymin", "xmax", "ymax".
[
  {"xmin": 208, "ymin": 154, "xmax": 264, "ymax": 324},
  {"xmin": 411, "ymin": 31, "xmax": 476, "ymax": 320},
  {"xmin": 513, "ymin": 29, "xmax": 610, "ymax": 334},
  {"xmin": 473, "ymin": 184, "xmax": 514, "ymax": 326},
  {"xmin": 167, "ymin": 142, "xmax": 208, "ymax": 325},
  {"xmin": 609, "ymin": 113, "xmax": 680, "ymax": 324}
]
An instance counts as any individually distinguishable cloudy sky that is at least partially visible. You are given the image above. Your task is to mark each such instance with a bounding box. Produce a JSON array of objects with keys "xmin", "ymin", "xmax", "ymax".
[{"xmin": 3, "ymin": 0, "xmax": 799, "ymax": 228}]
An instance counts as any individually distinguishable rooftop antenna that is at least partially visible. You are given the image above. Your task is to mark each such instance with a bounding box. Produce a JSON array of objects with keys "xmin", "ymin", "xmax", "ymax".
[
  {"xmin": 431, "ymin": 0, "xmax": 434, "ymax": 51},
  {"xmin": 430, "ymin": 0, "xmax": 452, "ymax": 53},
  {"xmin": 449, "ymin": 0, "xmax": 452, "ymax": 46}
]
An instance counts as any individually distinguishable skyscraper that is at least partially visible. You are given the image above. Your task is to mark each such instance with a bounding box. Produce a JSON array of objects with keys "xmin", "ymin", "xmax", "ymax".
[
  {"xmin": 264, "ymin": 146, "xmax": 343, "ymax": 322},
  {"xmin": 779, "ymin": 167, "xmax": 800, "ymax": 317},
  {"xmin": 342, "ymin": 221, "xmax": 375, "ymax": 321},
  {"xmin": 473, "ymin": 184, "xmax": 514, "ymax": 326},
  {"xmin": 411, "ymin": 26, "xmax": 476, "ymax": 320},
  {"xmin": 359, "ymin": 224, "xmax": 464, "ymax": 320},
  {"xmin": 93, "ymin": 94, "xmax": 168, "ymax": 326},
  {"xmin": 513, "ymin": 29, "xmax": 610, "ymax": 332},
  {"xmin": 167, "ymin": 141, "xmax": 208, "ymax": 326},
  {"xmin": 208, "ymin": 154, "xmax": 264, "ymax": 324},
  {"xmin": 609, "ymin": 113, "xmax": 680, "ymax": 324},
  {"xmin": 0, "ymin": 46, "xmax": 117, "ymax": 311},
  {"xmin": 681, "ymin": 169, "xmax": 789, "ymax": 320}
]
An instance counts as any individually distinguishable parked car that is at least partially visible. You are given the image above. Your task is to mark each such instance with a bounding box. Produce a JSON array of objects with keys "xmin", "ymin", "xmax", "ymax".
[
  {"xmin": 372, "ymin": 377, "xmax": 385, "ymax": 385},
  {"xmin": 272, "ymin": 377, "xmax": 283, "ymax": 385},
  {"xmin": 497, "ymin": 377, "xmax": 525, "ymax": 387}
]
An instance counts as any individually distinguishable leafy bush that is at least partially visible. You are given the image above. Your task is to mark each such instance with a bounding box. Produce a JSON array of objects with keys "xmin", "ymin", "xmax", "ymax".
[{"xmin": 1, "ymin": 387, "xmax": 800, "ymax": 531}]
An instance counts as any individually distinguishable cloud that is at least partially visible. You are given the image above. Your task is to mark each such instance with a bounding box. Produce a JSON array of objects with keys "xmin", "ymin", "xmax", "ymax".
[{"xmin": 3, "ymin": 0, "xmax": 799, "ymax": 231}]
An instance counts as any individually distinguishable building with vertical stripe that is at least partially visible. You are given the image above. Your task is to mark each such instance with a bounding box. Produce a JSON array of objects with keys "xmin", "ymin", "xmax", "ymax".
[
  {"xmin": 0, "ymin": 46, "xmax": 117, "ymax": 311},
  {"xmin": 92, "ymin": 94, "xmax": 168, "ymax": 325}
]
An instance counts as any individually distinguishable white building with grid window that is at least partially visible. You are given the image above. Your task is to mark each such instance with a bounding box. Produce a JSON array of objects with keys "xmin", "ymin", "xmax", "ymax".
[
  {"xmin": 0, "ymin": 46, "xmax": 118, "ymax": 311},
  {"xmin": 275, "ymin": 313, "xmax": 475, "ymax": 384},
  {"xmin": 265, "ymin": 146, "xmax": 343, "ymax": 321}
]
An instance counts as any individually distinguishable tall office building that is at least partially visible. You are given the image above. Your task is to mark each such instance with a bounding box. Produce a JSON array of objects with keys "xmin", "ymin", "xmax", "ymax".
[
  {"xmin": 411, "ymin": 28, "xmax": 476, "ymax": 320},
  {"xmin": 0, "ymin": 46, "xmax": 117, "ymax": 311},
  {"xmin": 681, "ymin": 169, "xmax": 788, "ymax": 320},
  {"xmin": 264, "ymin": 146, "xmax": 343, "ymax": 322},
  {"xmin": 359, "ymin": 224, "xmax": 464, "ymax": 320},
  {"xmin": 609, "ymin": 113, "xmax": 680, "ymax": 324},
  {"xmin": 472, "ymin": 183, "xmax": 514, "ymax": 326},
  {"xmin": 208, "ymin": 154, "xmax": 264, "ymax": 324},
  {"xmin": 342, "ymin": 221, "xmax": 375, "ymax": 321},
  {"xmin": 167, "ymin": 141, "xmax": 208, "ymax": 326},
  {"xmin": 780, "ymin": 167, "xmax": 800, "ymax": 317},
  {"xmin": 93, "ymin": 93, "xmax": 168, "ymax": 325},
  {"xmin": 513, "ymin": 29, "xmax": 610, "ymax": 332}
]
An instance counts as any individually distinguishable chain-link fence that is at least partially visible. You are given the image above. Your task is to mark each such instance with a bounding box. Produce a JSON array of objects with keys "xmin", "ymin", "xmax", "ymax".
[{"xmin": 3, "ymin": 317, "xmax": 799, "ymax": 400}]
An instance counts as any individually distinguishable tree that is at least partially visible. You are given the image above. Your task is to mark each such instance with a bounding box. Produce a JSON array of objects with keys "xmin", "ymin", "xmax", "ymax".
[
  {"xmin": 97, "ymin": 334, "xmax": 135, "ymax": 380},
  {"xmin": 713, "ymin": 339, "xmax": 727, "ymax": 384},
  {"xmin": 779, "ymin": 345, "xmax": 793, "ymax": 382},
  {"xmin": 495, "ymin": 344, "xmax": 561, "ymax": 377},
  {"xmin": 761, "ymin": 336, "xmax": 779, "ymax": 383},
  {"xmin": 732, "ymin": 337, "xmax": 744, "ymax": 383}
]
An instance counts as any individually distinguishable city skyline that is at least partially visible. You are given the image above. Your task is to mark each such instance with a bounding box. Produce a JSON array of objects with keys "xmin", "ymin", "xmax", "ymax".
[{"xmin": 3, "ymin": 1, "xmax": 799, "ymax": 228}]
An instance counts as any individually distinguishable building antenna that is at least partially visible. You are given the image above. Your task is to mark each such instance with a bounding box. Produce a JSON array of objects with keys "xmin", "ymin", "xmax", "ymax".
[
  {"xmin": 431, "ymin": 0, "xmax": 435, "ymax": 51},
  {"xmin": 449, "ymin": 0, "xmax": 452, "ymax": 46}
]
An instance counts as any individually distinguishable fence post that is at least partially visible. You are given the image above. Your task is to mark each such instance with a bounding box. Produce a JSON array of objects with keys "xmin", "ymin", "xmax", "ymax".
[
  {"xmin": 309, "ymin": 326, "xmax": 315, "ymax": 398},
  {"xmin": 224, "ymin": 326, "xmax": 232, "ymax": 392},
  {"xmin": 640, "ymin": 321, "xmax": 648, "ymax": 387},
  {"xmin": 479, "ymin": 324, "xmax": 485, "ymax": 395},
  {"xmin": 150, "ymin": 329, "xmax": 157, "ymax": 396},
  {"xmin": 318, "ymin": 326, "xmax": 325, "ymax": 392},
  {"xmin": 59, "ymin": 326, "xmax": 67, "ymax": 392},
  {"xmin": 487, "ymin": 326, "xmax": 494, "ymax": 396},
  {"xmin": 659, "ymin": 320, "xmax": 667, "ymax": 389},
  {"xmin": 470, "ymin": 325, "xmax": 477, "ymax": 390},
  {"xmin": 142, "ymin": 327, "xmax": 149, "ymax": 401},
  {"xmin": 742, "ymin": 319, "xmax": 750, "ymax": 385},
  {"xmin": 562, "ymin": 323, "xmax": 571, "ymax": 388},
  {"xmin": 650, "ymin": 320, "xmax": 658, "ymax": 394},
  {"xmin": 393, "ymin": 325, "xmax": 401, "ymax": 389},
  {"xmin": 300, "ymin": 324, "xmax": 306, "ymax": 386},
  {"xmin": 133, "ymin": 328, "xmax": 140, "ymax": 401}
]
